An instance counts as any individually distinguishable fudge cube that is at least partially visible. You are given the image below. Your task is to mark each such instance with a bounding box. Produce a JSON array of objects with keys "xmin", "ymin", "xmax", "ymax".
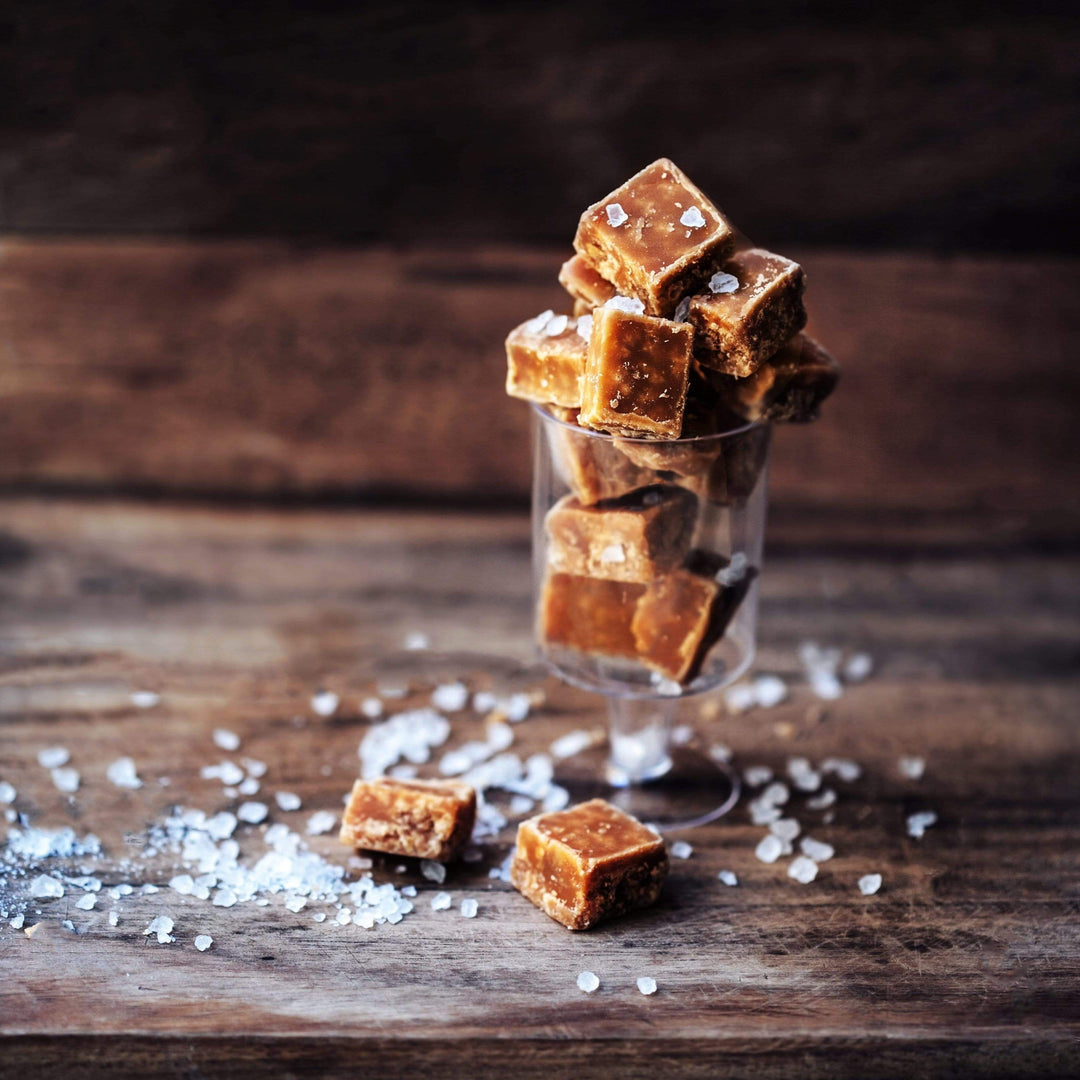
[
  {"xmin": 505, "ymin": 310, "xmax": 590, "ymax": 408},
  {"xmin": 689, "ymin": 248, "xmax": 807, "ymax": 377},
  {"xmin": 510, "ymin": 798, "xmax": 668, "ymax": 930},
  {"xmin": 547, "ymin": 405, "xmax": 658, "ymax": 505},
  {"xmin": 580, "ymin": 306, "xmax": 693, "ymax": 438},
  {"xmin": 558, "ymin": 254, "xmax": 617, "ymax": 311},
  {"xmin": 704, "ymin": 423, "xmax": 772, "ymax": 505},
  {"xmin": 712, "ymin": 333, "xmax": 839, "ymax": 423},
  {"xmin": 339, "ymin": 777, "xmax": 476, "ymax": 862},
  {"xmin": 545, "ymin": 485, "xmax": 697, "ymax": 583},
  {"xmin": 632, "ymin": 557, "xmax": 755, "ymax": 683},
  {"xmin": 573, "ymin": 158, "xmax": 736, "ymax": 316},
  {"xmin": 613, "ymin": 395, "xmax": 729, "ymax": 479},
  {"xmin": 539, "ymin": 572, "xmax": 644, "ymax": 660}
]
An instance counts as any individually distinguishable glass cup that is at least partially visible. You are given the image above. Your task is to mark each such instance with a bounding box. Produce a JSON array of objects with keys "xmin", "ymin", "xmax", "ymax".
[{"xmin": 531, "ymin": 404, "xmax": 771, "ymax": 829}]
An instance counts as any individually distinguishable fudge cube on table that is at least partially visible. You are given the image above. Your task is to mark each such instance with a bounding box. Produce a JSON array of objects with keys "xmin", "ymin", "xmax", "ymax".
[
  {"xmin": 713, "ymin": 333, "xmax": 839, "ymax": 423},
  {"xmin": 539, "ymin": 572, "xmax": 644, "ymax": 660},
  {"xmin": 511, "ymin": 798, "xmax": 668, "ymax": 930},
  {"xmin": 580, "ymin": 306, "xmax": 693, "ymax": 438},
  {"xmin": 689, "ymin": 247, "xmax": 807, "ymax": 377},
  {"xmin": 558, "ymin": 254, "xmax": 617, "ymax": 311},
  {"xmin": 545, "ymin": 485, "xmax": 697, "ymax": 583},
  {"xmin": 339, "ymin": 777, "xmax": 476, "ymax": 862},
  {"xmin": 573, "ymin": 158, "xmax": 736, "ymax": 317},
  {"xmin": 505, "ymin": 310, "xmax": 589, "ymax": 408}
]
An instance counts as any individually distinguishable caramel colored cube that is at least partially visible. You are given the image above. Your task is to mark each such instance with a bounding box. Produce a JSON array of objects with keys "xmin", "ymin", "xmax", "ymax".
[
  {"xmin": 712, "ymin": 333, "xmax": 839, "ymax": 423},
  {"xmin": 510, "ymin": 798, "xmax": 668, "ymax": 930},
  {"xmin": 547, "ymin": 406, "xmax": 658, "ymax": 505},
  {"xmin": 539, "ymin": 572, "xmax": 644, "ymax": 660},
  {"xmin": 689, "ymin": 248, "xmax": 807, "ymax": 377},
  {"xmin": 558, "ymin": 254, "xmax": 617, "ymax": 310},
  {"xmin": 580, "ymin": 306, "xmax": 693, "ymax": 438},
  {"xmin": 613, "ymin": 396, "xmax": 729, "ymax": 479},
  {"xmin": 545, "ymin": 485, "xmax": 697, "ymax": 583},
  {"xmin": 632, "ymin": 559, "xmax": 754, "ymax": 683},
  {"xmin": 573, "ymin": 158, "xmax": 736, "ymax": 316},
  {"xmin": 505, "ymin": 310, "xmax": 590, "ymax": 408},
  {"xmin": 339, "ymin": 777, "xmax": 476, "ymax": 862}
]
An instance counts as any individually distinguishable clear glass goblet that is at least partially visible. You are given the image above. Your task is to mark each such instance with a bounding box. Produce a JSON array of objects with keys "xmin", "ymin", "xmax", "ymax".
[{"xmin": 531, "ymin": 404, "xmax": 771, "ymax": 830}]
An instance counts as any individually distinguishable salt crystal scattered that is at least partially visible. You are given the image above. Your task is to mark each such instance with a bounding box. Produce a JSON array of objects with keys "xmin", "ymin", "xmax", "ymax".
[
  {"xmin": 605, "ymin": 202, "xmax": 629, "ymax": 227},
  {"xmin": 576, "ymin": 314, "xmax": 593, "ymax": 341},
  {"xmin": 577, "ymin": 970, "xmax": 600, "ymax": 993},
  {"xmin": 679, "ymin": 206, "xmax": 706, "ymax": 228},
  {"xmin": 311, "ymin": 691, "xmax": 339, "ymax": 717},
  {"xmin": 788, "ymin": 855, "xmax": 819, "ymax": 884},
  {"xmin": 708, "ymin": 271, "xmax": 739, "ymax": 294},
  {"xmin": 421, "ymin": 860, "xmax": 447, "ymax": 884},
  {"xmin": 806, "ymin": 788, "xmax": 837, "ymax": 810},
  {"xmin": 284, "ymin": 895, "xmax": 307, "ymax": 913},
  {"xmin": 743, "ymin": 766, "xmax": 773, "ymax": 788},
  {"xmin": 108, "ymin": 910, "xmax": 119, "ymax": 926},
  {"xmin": 899, "ymin": 756, "xmax": 926, "ymax": 780},
  {"xmin": 212, "ymin": 888, "xmax": 238, "ymax": 908},
  {"xmin": 673, "ymin": 297, "xmax": 691, "ymax": 322},
  {"xmin": 38, "ymin": 747, "xmax": 70, "ymax": 769},
  {"xmin": 724, "ymin": 683, "xmax": 757, "ymax": 713},
  {"xmin": 543, "ymin": 314, "xmax": 569, "ymax": 337},
  {"xmin": 275, "ymin": 792, "xmax": 302, "ymax": 812},
  {"xmin": 206, "ymin": 811, "xmax": 238, "ymax": 840},
  {"xmin": 404, "ymin": 632, "xmax": 430, "ymax": 651},
  {"xmin": 360, "ymin": 697, "xmax": 384, "ymax": 719},
  {"xmin": 430, "ymin": 891, "xmax": 453, "ymax": 911},
  {"xmin": 844, "ymin": 653, "xmax": 873, "ymax": 682},
  {"xmin": 144, "ymin": 915, "xmax": 175, "ymax": 944},
  {"xmin": 525, "ymin": 309, "xmax": 555, "ymax": 334},
  {"xmin": 753, "ymin": 675, "xmax": 787, "ymax": 708},
  {"xmin": 0, "ymin": 781, "xmax": 15, "ymax": 804},
  {"xmin": 131, "ymin": 691, "xmax": 161, "ymax": 709},
  {"xmin": 858, "ymin": 873, "xmax": 883, "ymax": 896},
  {"xmin": 718, "ymin": 870, "xmax": 738, "ymax": 887},
  {"xmin": 193, "ymin": 934, "xmax": 213, "ymax": 951},
  {"xmin": 800, "ymin": 837, "xmax": 835, "ymax": 862},
  {"xmin": 75, "ymin": 893, "xmax": 97, "ymax": 910},
  {"xmin": 820, "ymin": 758, "xmax": 862, "ymax": 783},
  {"xmin": 637, "ymin": 976, "xmax": 658, "ymax": 996},
  {"xmin": 237, "ymin": 802, "xmax": 268, "ymax": 825},
  {"xmin": 906, "ymin": 810, "xmax": 937, "ymax": 839},
  {"xmin": 670, "ymin": 841, "xmax": 693, "ymax": 859},
  {"xmin": 761, "ymin": 782, "xmax": 790, "ymax": 806},
  {"xmin": 431, "ymin": 682, "xmax": 469, "ymax": 713},
  {"xmin": 51, "ymin": 767, "xmax": 80, "ymax": 793},
  {"xmin": 603, "ymin": 295, "xmax": 646, "ymax": 316},
  {"xmin": 460, "ymin": 898, "xmax": 478, "ymax": 919},
  {"xmin": 106, "ymin": 756, "xmax": 143, "ymax": 790},
  {"xmin": 242, "ymin": 758, "xmax": 268, "ymax": 778},
  {"xmin": 307, "ymin": 811, "xmax": 336, "ymax": 836},
  {"xmin": 770, "ymin": 818, "xmax": 801, "ymax": 842},
  {"xmin": 755, "ymin": 835, "xmax": 783, "ymax": 864},
  {"xmin": 238, "ymin": 777, "xmax": 260, "ymax": 796}
]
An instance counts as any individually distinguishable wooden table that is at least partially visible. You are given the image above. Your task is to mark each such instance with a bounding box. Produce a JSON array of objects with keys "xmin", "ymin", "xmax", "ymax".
[{"xmin": 1, "ymin": 246, "xmax": 1079, "ymax": 1077}]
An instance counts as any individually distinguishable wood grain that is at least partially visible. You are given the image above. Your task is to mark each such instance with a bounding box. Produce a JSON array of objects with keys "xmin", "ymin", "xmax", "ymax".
[
  {"xmin": 1, "ymin": 241, "xmax": 1078, "ymax": 517},
  {"xmin": 1, "ymin": 497, "xmax": 1078, "ymax": 1077}
]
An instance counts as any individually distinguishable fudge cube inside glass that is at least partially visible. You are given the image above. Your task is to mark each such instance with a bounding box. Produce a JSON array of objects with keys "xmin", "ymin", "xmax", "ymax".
[
  {"xmin": 689, "ymin": 247, "xmax": 807, "ymax": 377},
  {"xmin": 580, "ymin": 305, "xmax": 693, "ymax": 437},
  {"xmin": 539, "ymin": 572, "xmax": 644, "ymax": 659},
  {"xmin": 505, "ymin": 310, "xmax": 590, "ymax": 408},
  {"xmin": 339, "ymin": 777, "xmax": 476, "ymax": 862},
  {"xmin": 510, "ymin": 798, "xmax": 668, "ymax": 930},
  {"xmin": 573, "ymin": 158, "xmax": 736, "ymax": 316}
]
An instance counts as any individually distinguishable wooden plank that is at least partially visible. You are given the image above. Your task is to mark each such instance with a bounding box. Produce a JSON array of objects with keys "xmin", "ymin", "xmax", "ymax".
[
  {"xmin": 1, "ymin": 242, "xmax": 1078, "ymax": 518},
  {"xmin": 1, "ymin": 498, "xmax": 1078, "ymax": 1077}
]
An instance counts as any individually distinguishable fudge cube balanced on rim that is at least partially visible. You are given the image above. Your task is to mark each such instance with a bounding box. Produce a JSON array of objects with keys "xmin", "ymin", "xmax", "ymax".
[
  {"xmin": 573, "ymin": 158, "xmax": 737, "ymax": 317},
  {"xmin": 505, "ymin": 310, "xmax": 590, "ymax": 408},
  {"xmin": 559, "ymin": 254, "xmax": 617, "ymax": 313},
  {"xmin": 511, "ymin": 798, "xmax": 668, "ymax": 930}
]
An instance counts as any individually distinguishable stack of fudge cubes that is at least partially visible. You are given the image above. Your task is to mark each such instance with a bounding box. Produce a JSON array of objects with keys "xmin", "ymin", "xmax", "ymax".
[{"xmin": 505, "ymin": 159, "xmax": 838, "ymax": 686}]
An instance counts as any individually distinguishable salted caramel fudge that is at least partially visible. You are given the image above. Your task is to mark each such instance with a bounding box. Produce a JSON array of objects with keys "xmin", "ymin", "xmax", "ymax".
[
  {"xmin": 689, "ymin": 248, "xmax": 807, "ymax": 377},
  {"xmin": 545, "ymin": 485, "xmax": 697, "ymax": 583},
  {"xmin": 510, "ymin": 798, "xmax": 668, "ymax": 930},
  {"xmin": 558, "ymin": 254, "xmax": 617, "ymax": 311},
  {"xmin": 539, "ymin": 572, "xmax": 644, "ymax": 659},
  {"xmin": 580, "ymin": 306, "xmax": 693, "ymax": 438},
  {"xmin": 505, "ymin": 310, "xmax": 589, "ymax": 408},
  {"xmin": 339, "ymin": 777, "xmax": 476, "ymax": 862},
  {"xmin": 613, "ymin": 395, "xmax": 729, "ymax": 479},
  {"xmin": 711, "ymin": 333, "xmax": 839, "ymax": 423},
  {"xmin": 573, "ymin": 158, "xmax": 736, "ymax": 316}
]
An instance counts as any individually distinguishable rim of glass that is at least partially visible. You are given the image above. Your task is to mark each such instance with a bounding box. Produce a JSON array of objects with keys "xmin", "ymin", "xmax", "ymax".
[{"xmin": 530, "ymin": 402, "xmax": 765, "ymax": 444}]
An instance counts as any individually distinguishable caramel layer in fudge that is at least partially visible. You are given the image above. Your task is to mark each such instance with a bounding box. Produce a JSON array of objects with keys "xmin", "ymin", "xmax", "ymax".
[
  {"xmin": 545, "ymin": 485, "xmax": 697, "ymax": 583},
  {"xmin": 539, "ymin": 572, "xmax": 644, "ymax": 659},
  {"xmin": 580, "ymin": 306, "xmax": 693, "ymax": 438},
  {"xmin": 339, "ymin": 777, "xmax": 476, "ymax": 862},
  {"xmin": 711, "ymin": 333, "xmax": 839, "ymax": 423},
  {"xmin": 559, "ymin": 254, "xmax": 617, "ymax": 310},
  {"xmin": 505, "ymin": 310, "xmax": 589, "ymax": 408},
  {"xmin": 547, "ymin": 405, "xmax": 657, "ymax": 505},
  {"xmin": 632, "ymin": 557, "xmax": 754, "ymax": 683},
  {"xmin": 510, "ymin": 798, "xmax": 668, "ymax": 930},
  {"xmin": 573, "ymin": 158, "xmax": 736, "ymax": 317},
  {"xmin": 689, "ymin": 248, "xmax": 807, "ymax": 377}
]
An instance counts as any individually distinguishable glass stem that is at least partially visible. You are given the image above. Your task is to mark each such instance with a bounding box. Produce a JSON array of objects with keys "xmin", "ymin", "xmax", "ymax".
[{"xmin": 605, "ymin": 697, "xmax": 678, "ymax": 788}]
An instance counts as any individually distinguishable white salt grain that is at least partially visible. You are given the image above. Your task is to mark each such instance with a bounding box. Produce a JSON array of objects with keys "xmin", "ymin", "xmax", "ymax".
[
  {"xmin": 543, "ymin": 314, "xmax": 569, "ymax": 337},
  {"xmin": 312, "ymin": 912, "xmax": 326, "ymax": 923},
  {"xmin": 806, "ymin": 788, "xmax": 837, "ymax": 810},
  {"xmin": 708, "ymin": 271, "xmax": 739, "ymax": 294},
  {"xmin": 238, "ymin": 777, "xmax": 260, "ymax": 796},
  {"xmin": 131, "ymin": 691, "xmax": 161, "ymax": 709},
  {"xmin": 749, "ymin": 801, "xmax": 782, "ymax": 826},
  {"xmin": 670, "ymin": 841, "xmax": 693, "ymax": 859},
  {"xmin": 604, "ymin": 295, "xmax": 646, "ymax": 316},
  {"xmin": 360, "ymin": 697, "xmax": 384, "ymax": 719},
  {"xmin": 577, "ymin": 970, "xmax": 600, "ymax": 993},
  {"xmin": 421, "ymin": 860, "xmax": 447, "ymax": 884},
  {"xmin": 820, "ymin": 758, "xmax": 862, "ymax": 783},
  {"xmin": 753, "ymin": 675, "xmax": 787, "ymax": 708},
  {"xmin": 213, "ymin": 729, "xmax": 241, "ymax": 751},
  {"xmin": 0, "ymin": 781, "xmax": 15, "ymax": 804},
  {"xmin": 509, "ymin": 794, "xmax": 534, "ymax": 815},
  {"xmin": 460, "ymin": 898, "xmax": 478, "ymax": 918},
  {"xmin": 858, "ymin": 873, "xmax": 883, "ymax": 896},
  {"xmin": 525, "ymin": 309, "xmax": 555, "ymax": 335},
  {"xmin": 242, "ymin": 758, "xmax": 268, "ymax": 778},
  {"xmin": 275, "ymin": 792, "xmax": 302, "ymax": 812},
  {"xmin": 636, "ymin": 976, "xmax": 658, "ymax": 996},
  {"xmin": 170, "ymin": 874, "xmax": 195, "ymax": 896},
  {"xmin": 843, "ymin": 653, "xmax": 873, "ymax": 682},
  {"xmin": 673, "ymin": 297, "xmax": 691, "ymax": 323},
  {"xmin": 800, "ymin": 837, "xmax": 835, "ymax": 862},
  {"xmin": 899, "ymin": 755, "xmax": 926, "ymax": 780},
  {"xmin": 307, "ymin": 811, "xmax": 336, "ymax": 836},
  {"xmin": 311, "ymin": 691, "xmax": 339, "ymax": 717},
  {"xmin": 716, "ymin": 552, "xmax": 748, "ymax": 587},
  {"xmin": 108, "ymin": 911, "xmax": 119, "ymax": 927},
  {"xmin": 680, "ymin": 206, "xmax": 706, "ymax": 228},
  {"xmin": 906, "ymin": 810, "xmax": 937, "ymax": 839},
  {"xmin": 144, "ymin": 915, "xmax": 175, "ymax": 944},
  {"xmin": 404, "ymin": 631, "xmax": 430, "ymax": 651},
  {"xmin": 761, "ymin": 782, "xmax": 790, "ymax": 806},
  {"xmin": 430, "ymin": 891, "xmax": 452, "ymax": 911},
  {"xmin": 213, "ymin": 888, "xmax": 238, "ymax": 908},
  {"xmin": 743, "ymin": 766, "xmax": 773, "ymax": 788},
  {"xmin": 576, "ymin": 314, "xmax": 593, "ymax": 341},
  {"xmin": 605, "ymin": 202, "xmax": 629, "ymax": 227},
  {"xmin": 51, "ymin": 767, "xmax": 80, "ymax": 793},
  {"xmin": 38, "ymin": 747, "xmax": 70, "ymax": 769},
  {"xmin": 62, "ymin": 919, "xmax": 76, "ymax": 933},
  {"xmin": 724, "ymin": 683, "xmax": 757, "ymax": 713},
  {"xmin": 106, "ymin": 757, "xmax": 143, "ymax": 790},
  {"xmin": 718, "ymin": 870, "xmax": 738, "ymax": 887},
  {"xmin": 770, "ymin": 818, "xmax": 801, "ymax": 842},
  {"xmin": 431, "ymin": 682, "xmax": 469, "ymax": 713},
  {"xmin": 284, "ymin": 895, "xmax": 307, "ymax": 913},
  {"xmin": 755, "ymin": 835, "xmax": 783, "ymax": 864},
  {"xmin": 75, "ymin": 893, "xmax": 97, "ymax": 910},
  {"xmin": 788, "ymin": 855, "xmax": 819, "ymax": 884},
  {"xmin": 237, "ymin": 801, "xmax": 268, "ymax": 825},
  {"xmin": 194, "ymin": 934, "xmax": 213, "ymax": 952},
  {"xmin": 10, "ymin": 914, "xmax": 25, "ymax": 930}
]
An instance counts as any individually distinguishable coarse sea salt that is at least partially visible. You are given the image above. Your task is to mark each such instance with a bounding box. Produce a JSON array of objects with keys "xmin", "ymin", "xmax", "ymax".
[
  {"xmin": 724, "ymin": 683, "xmax": 757, "ymax": 713},
  {"xmin": 0, "ymin": 781, "xmax": 15, "ymax": 804},
  {"xmin": 636, "ymin": 976, "xmax": 658, "ymax": 996},
  {"xmin": 311, "ymin": 691, "xmax": 340, "ymax": 718},
  {"xmin": 820, "ymin": 758, "xmax": 861, "ymax": 783},
  {"xmin": 755, "ymin": 835, "xmax": 783, "ymax": 864},
  {"xmin": 360, "ymin": 697, "xmax": 384, "ymax": 719},
  {"xmin": 306, "ymin": 811, "xmax": 336, "ymax": 836},
  {"xmin": 605, "ymin": 202, "xmax": 629, "ymax": 227},
  {"xmin": 360, "ymin": 708, "xmax": 451, "ymax": 779},
  {"xmin": 144, "ymin": 915, "xmax": 175, "ymax": 944},
  {"xmin": 430, "ymin": 891, "xmax": 452, "ymax": 911},
  {"xmin": 75, "ymin": 893, "xmax": 97, "ymax": 911},
  {"xmin": 275, "ymin": 792, "xmax": 302, "ymax": 812},
  {"xmin": 131, "ymin": 691, "xmax": 161, "ymax": 709},
  {"xmin": 806, "ymin": 788, "xmax": 837, "ymax": 810},
  {"xmin": 106, "ymin": 757, "xmax": 143, "ymax": 790},
  {"xmin": 213, "ymin": 729, "xmax": 241, "ymax": 752},
  {"xmin": 753, "ymin": 675, "xmax": 787, "ymax": 708},
  {"xmin": 51, "ymin": 767, "xmax": 80, "ymax": 793},
  {"xmin": 673, "ymin": 297, "xmax": 691, "ymax": 323},
  {"xmin": 38, "ymin": 747, "xmax": 70, "ymax": 769},
  {"xmin": 404, "ymin": 631, "xmax": 430, "ymax": 651},
  {"xmin": 718, "ymin": 870, "xmax": 738, "ymax": 887},
  {"xmin": 899, "ymin": 756, "xmax": 926, "ymax": 780},
  {"xmin": 576, "ymin": 314, "xmax": 593, "ymax": 341},
  {"xmin": 460, "ymin": 898, "xmax": 479, "ymax": 919},
  {"xmin": 708, "ymin": 271, "xmax": 739, "ymax": 294},
  {"xmin": 550, "ymin": 730, "xmax": 593, "ymax": 760},
  {"xmin": 421, "ymin": 860, "xmax": 447, "ymax": 884},
  {"xmin": 544, "ymin": 314, "xmax": 569, "ymax": 337},
  {"xmin": 680, "ymin": 206, "xmax": 706, "ymax": 228},
  {"xmin": 800, "ymin": 837, "xmax": 835, "ymax": 862},
  {"xmin": 843, "ymin": 653, "xmax": 873, "ymax": 682},
  {"xmin": 743, "ymin": 765, "xmax": 773, "ymax": 788},
  {"xmin": 769, "ymin": 818, "xmax": 800, "ymax": 843},
  {"xmin": 906, "ymin": 810, "xmax": 937, "ymax": 839},
  {"xmin": 237, "ymin": 802, "xmax": 268, "ymax": 825},
  {"xmin": 670, "ymin": 841, "xmax": 693, "ymax": 860},
  {"xmin": 577, "ymin": 970, "xmax": 600, "ymax": 993},
  {"xmin": 604, "ymin": 295, "xmax": 646, "ymax": 316},
  {"xmin": 787, "ymin": 856, "xmax": 819, "ymax": 884},
  {"xmin": 194, "ymin": 934, "xmax": 213, "ymax": 951},
  {"xmin": 858, "ymin": 873, "xmax": 883, "ymax": 896},
  {"xmin": 431, "ymin": 682, "xmax": 469, "ymax": 713}
]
